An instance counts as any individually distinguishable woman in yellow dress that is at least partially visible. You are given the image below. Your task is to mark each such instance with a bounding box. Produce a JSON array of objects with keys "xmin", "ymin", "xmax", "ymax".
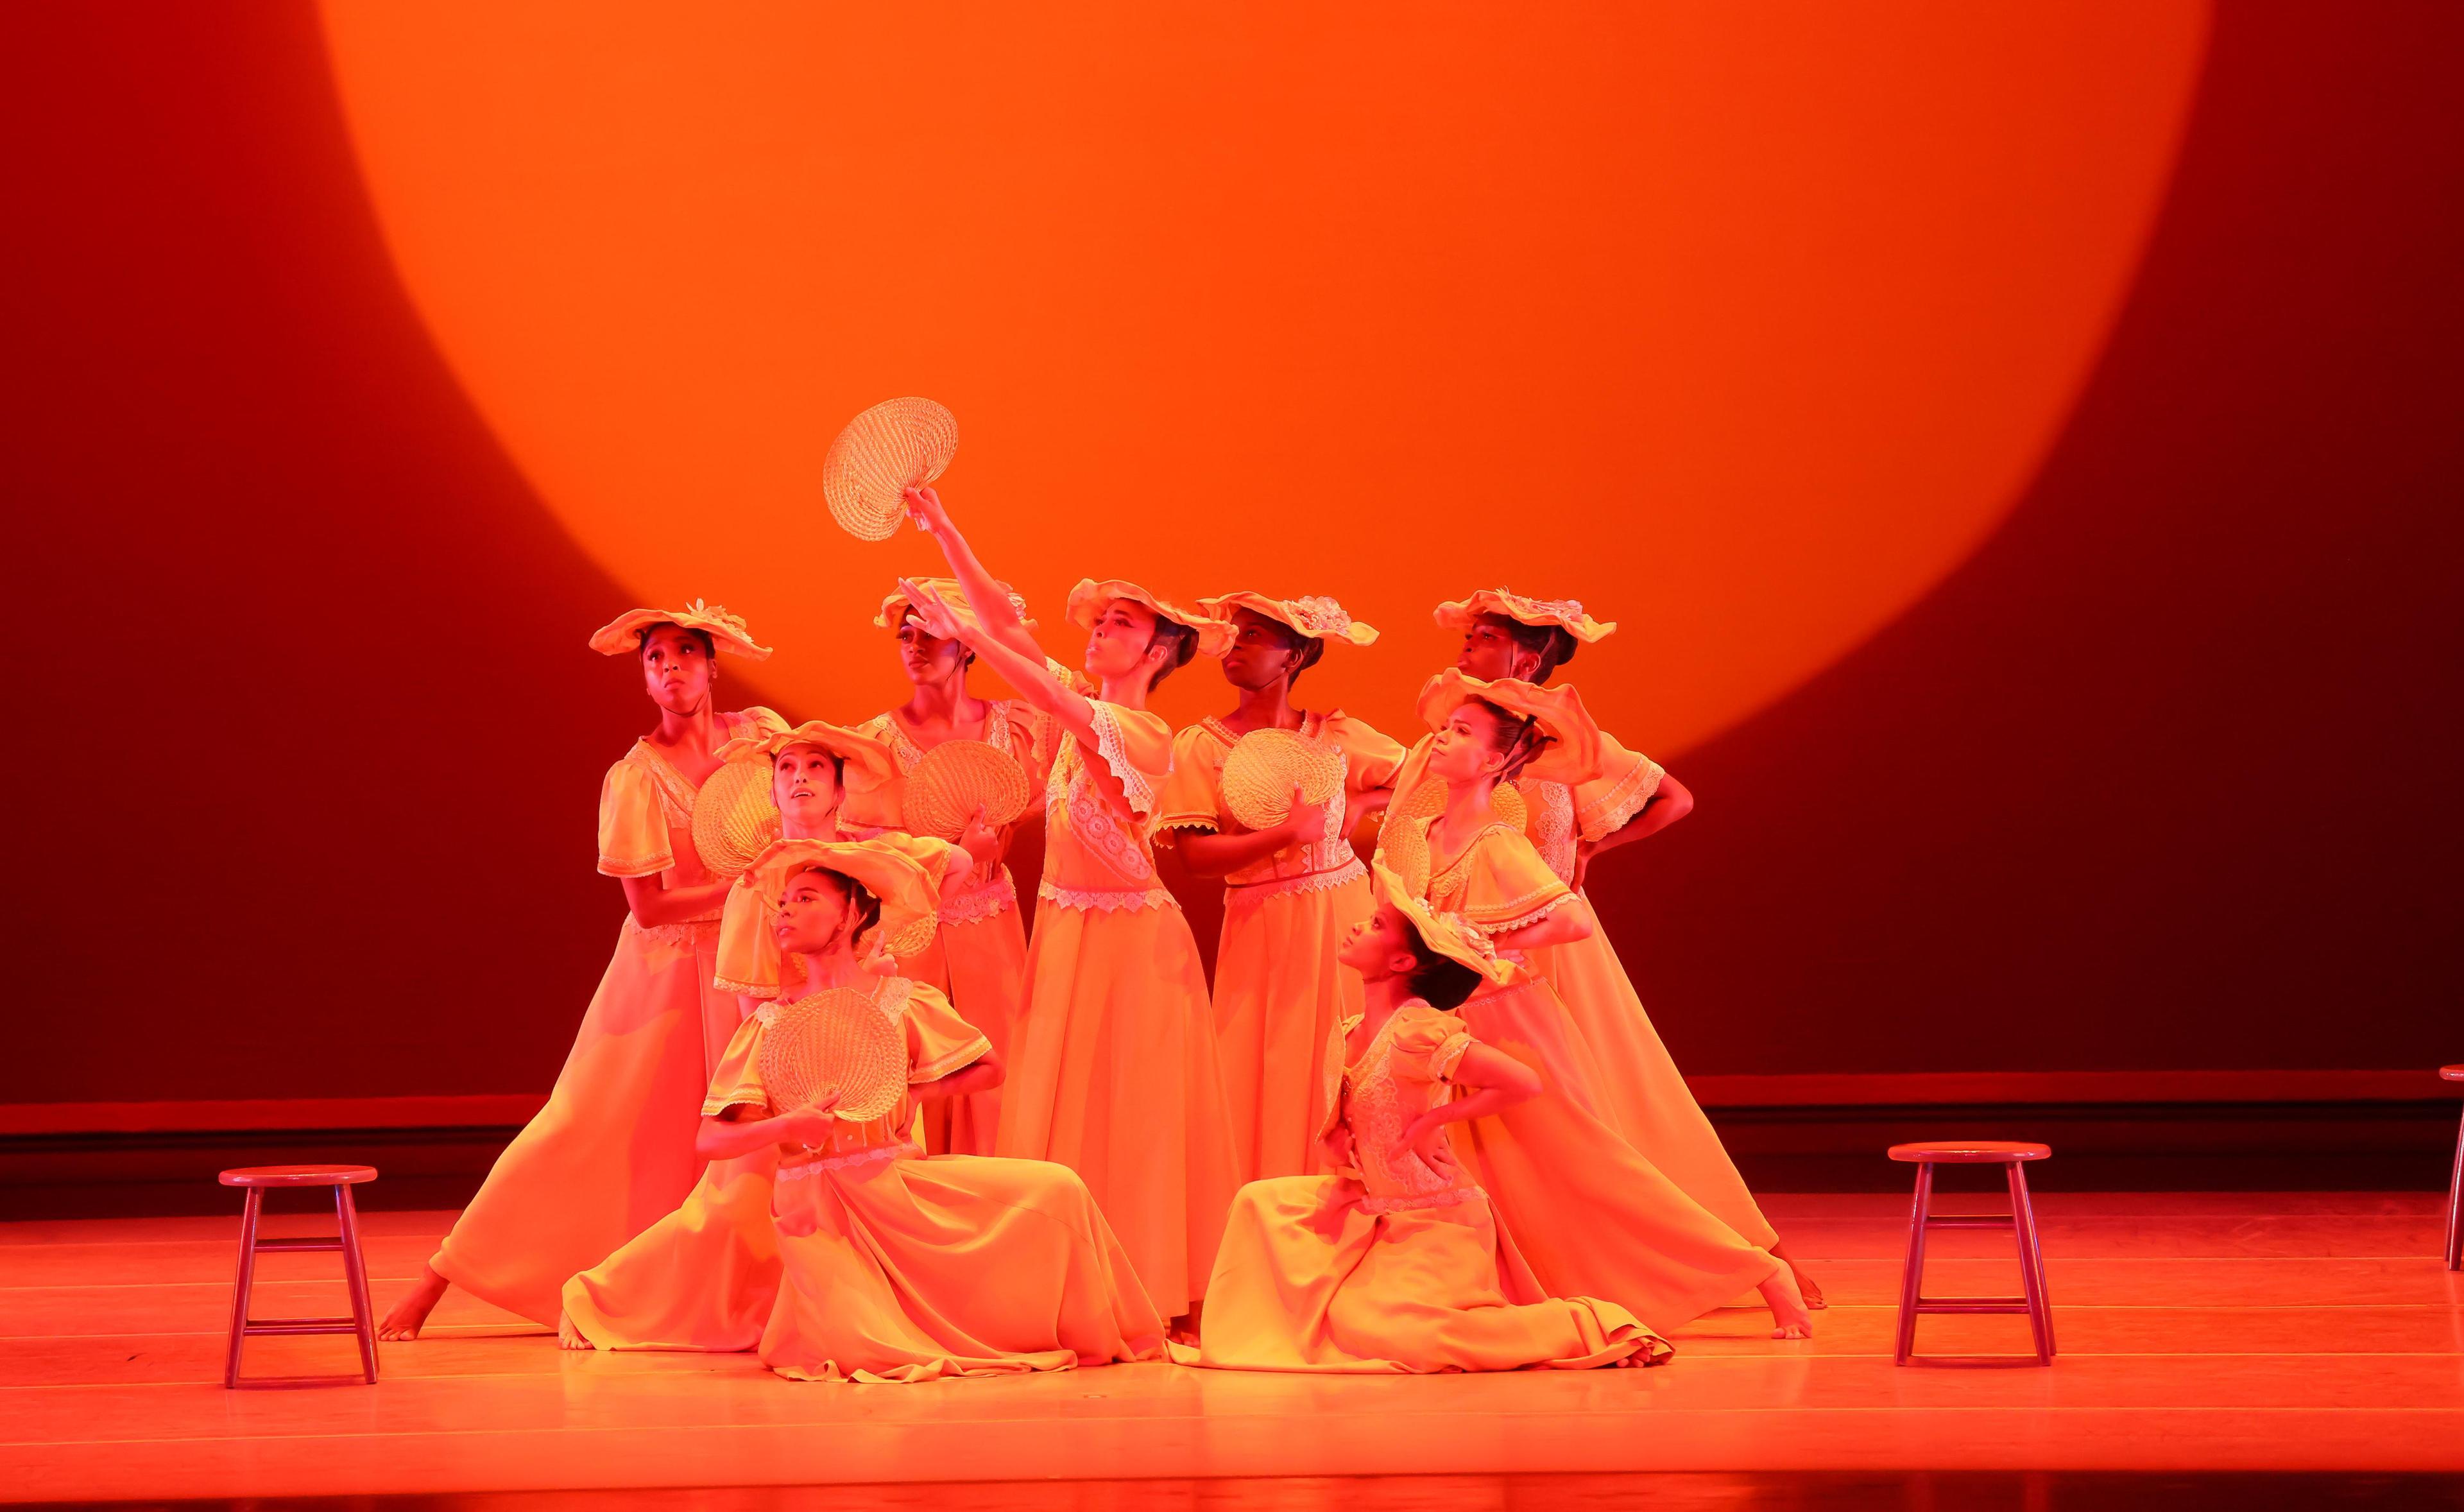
[
  {"xmin": 1156, "ymin": 592, "xmax": 1405, "ymax": 1181},
  {"xmin": 895, "ymin": 485, "xmax": 1242, "ymax": 1326},
  {"xmin": 568, "ymin": 835, "xmax": 1166, "ymax": 1382},
  {"xmin": 1380, "ymin": 670, "xmax": 1813, "ymax": 1338},
  {"xmin": 1179, "ymin": 867, "xmax": 1665, "ymax": 1373},
  {"xmin": 846, "ymin": 578, "xmax": 1046, "ymax": 1156},
  {"xmin": 381, "ymin": 602, "xmax": 785, "ymax": 1339},
  {"xmin": 1438, "ymin": 588, "xmax": 1815, "ymax": 1305},
  {"xmin": 560, "ymin": 719, "xmax": 898, "ymax": 1352}
]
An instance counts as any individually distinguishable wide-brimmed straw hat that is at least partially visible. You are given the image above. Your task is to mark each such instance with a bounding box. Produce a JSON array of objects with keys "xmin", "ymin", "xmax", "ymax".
[
  {"xmin": 1433, "ymin": 588, "xmax": 1615, "ymax": 644},
  {"xmin": 1199, "ymin": 591, "xmax": 1378, "ymax": 648},
  {"xmin": 1368, "ymin": 860, "xmax": 1518, "ymax": 988},
  {"xmin": 1414, "ymin": 669, "xmax": 1603, "ymax": 786},
  {"xmin": 1066, "ymin": 578, "xmax": 1235, "ymax": 657},
  {"xmin": 874, "ymin": 576, "xmax": 1036, "ymax": 633},
  {"xmin": 588, "ymin": 599, "xmax": 772, "ymax": 660}
]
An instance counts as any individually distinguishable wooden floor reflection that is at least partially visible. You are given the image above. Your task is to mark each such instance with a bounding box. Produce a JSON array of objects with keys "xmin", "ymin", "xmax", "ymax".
[{"xmin": 4, "ymin": 1192, "xmax": 2461, "ymax": 1507}]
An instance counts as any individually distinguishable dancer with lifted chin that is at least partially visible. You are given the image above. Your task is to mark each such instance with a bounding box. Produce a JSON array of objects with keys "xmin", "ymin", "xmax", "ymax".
[
  {"xmin": 568, "ymin": 835, "xmax": 1165, "ymax": 1382},
  {"xmin": 1438, "ymin": 589, "xmax": 1819, "ymax": 1309},
  {"xmin": 1176, "ymin": 865, "xmax": 1666, "ymax": 1373},
  {"xmin": 1380, "ymin": 670, "xmax": 1813, "ymax": 1339},
  {"xmin": 1156, "ymin": 592, "xmax": 1406, "ymax": 1181},
  {"xmin": 895, "ymin": 485, "xmax": 1242, "ymax": 1329},
  {"xmin": 381, "ymin": 603, "xmax": 784, "ymax": 1341}
]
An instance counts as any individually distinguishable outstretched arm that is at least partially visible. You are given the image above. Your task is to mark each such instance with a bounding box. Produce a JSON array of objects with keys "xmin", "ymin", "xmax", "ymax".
[
  {"xmin": 900, "ymin": 577, "xmax": 1102, "ymax": 750},
  {"xmin": 903, "ymin": 487, "xmax": 1043, "ymax": 668}
]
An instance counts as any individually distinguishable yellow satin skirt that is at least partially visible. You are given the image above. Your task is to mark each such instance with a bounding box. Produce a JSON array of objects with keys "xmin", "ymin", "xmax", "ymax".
[
  {"xmin": 1458, "ymin": 977, "xmax": 1781, "ymax": 1330},
  {"xmin": 759, "ymin": 1153, "xmax": 1165, "ymax": 1384},
  {"xmin": 432, "ymin": 916, "xmax": 731, "ymax": 1327},
  {"xmin": 997, "ymin": 900, "xmax": 1240, "ymax": 1314},
  {"xmin": 560, "ymin": 1147, "xmax": 780, "ymax": 1351},
  {"xmin": 1533, "ymin": 904, "xmax": 1779, "ymax": 1248},
  {"xmin": 1177, "ymin": 1176, "xmax": 1665, "ymax": 1373},
  {"xmin": 1210, "ymin": 872, "xmax": 1374, "ymax": 1182}
]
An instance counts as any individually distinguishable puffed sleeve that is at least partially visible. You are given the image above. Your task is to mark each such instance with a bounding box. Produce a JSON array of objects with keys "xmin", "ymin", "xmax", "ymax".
[
  {"xmin": 729, "ymin": 705, "xmax": 789, "ymax": 739},
  {"xmin": 1389, "ymin": 1006, "xmax": 1476, "ymax": 1085},
  {"xmin": 1456, "ymin": 825, "xmax": 1577, "ymax": 933},
  {"xmin": 1324, "ymin": 714, "xmax": 1408, "ymax": 797},
  {"xmin": 1082, "ymin": 701, "xmax": 1172, "ymax": 819},
  {"xmin": 702, "ymin": 1012, "xmax": 772, "ymax": 1117},
  {"xmin": 711, "ymin": 876, "xmax": 782, "ymax": 998},
  {"xmin": 1153, "ymin": 725, "xmax": 1227, "ymax": 837},
  {"xmin": 893, "ymin": 980, "xmax": 994, "ymax": 1083},
  {"xmin": 1573, "ymin": 730, "xmax": 1666, "ymax": 844},
  {"xmin": 596, "ymin": 755, "xmax": 674, "ymax": 877}
]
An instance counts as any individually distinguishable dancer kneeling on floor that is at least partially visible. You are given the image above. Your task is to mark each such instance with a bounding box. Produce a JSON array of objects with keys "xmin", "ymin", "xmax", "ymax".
[
  {"xmin": 560, "ymin": 834, "xmax": 1166, "ymax": 1383},
  {"xmin": 1176, "ymin": 870, "xmax": 1667, "ymax": 1373}
]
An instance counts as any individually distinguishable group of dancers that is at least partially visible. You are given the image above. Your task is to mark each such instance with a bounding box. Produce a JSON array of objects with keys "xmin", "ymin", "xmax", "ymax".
[{"xmin": 375, "ymin": 485, "xmax": 1817, "ymax": 1382}]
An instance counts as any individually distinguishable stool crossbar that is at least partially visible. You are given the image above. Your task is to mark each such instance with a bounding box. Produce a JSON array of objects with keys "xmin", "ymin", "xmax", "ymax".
[
  {"xmin": 2442, "ymin": 1065, "xmax": 2463, "ymax": 1271},
  {"xmin": 221, "ymin": 1165, "xmax": 380, "ymax": 1387},
  {"xmin": 1888, "ymin": 1141, "xmax": 2055, "ymax": 1366}
]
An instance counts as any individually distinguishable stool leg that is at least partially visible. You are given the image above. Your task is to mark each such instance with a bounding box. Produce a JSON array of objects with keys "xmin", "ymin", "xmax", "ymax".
[
  {"xmin": 2443, "ymin": 1105, "xmax": 2463, "ymax": 1271},
  {"xmin": 1894, "ymin": 1161, "xmax": 1935, "ymax": 1365},
  {"xmin": 336, "ymin": 1185, "xmax": 379, "ymax": 1384},
  {"xmin": 2007, "ymin": 1161, "xmax": 2055, "ymax": 1363},
  {"xmin": 223, "ymin": 1188, "xmax": 263, "ymax": 1389}
]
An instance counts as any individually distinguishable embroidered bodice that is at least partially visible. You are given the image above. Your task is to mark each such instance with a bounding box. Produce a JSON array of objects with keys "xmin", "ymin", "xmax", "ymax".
[
  {"xmin": 1040, "ymin": 696, "xmax": 1178, "ymax": 910},
  {"xmin": 1330, "ymin": 1004, "xmax": 1479, "ymax": 1212},
  {"xmin": 852, "ymin": 700, "xmax": 1038, "ymax": 923}
]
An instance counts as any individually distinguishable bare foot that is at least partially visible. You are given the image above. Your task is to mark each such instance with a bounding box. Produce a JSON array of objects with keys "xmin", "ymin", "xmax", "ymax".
[
  {"xmin": 377, "ymin": 1264, "xmax": 449, "ymax": 1342},
  {"xmin": 1771, "ymin": 1241, "xmax": 1827, "ymax": 1310},
  {"xmin": 1759, "ymin": 1264, "xmax": 1815, "ymax": 1340},
  {"xmin": 557, "ymin": 1310, "xmax": 596, "ymax": 1350},
  {"xmin": 1168, "ymin": 1301, "xmax": 1205, "ymax": 1347}
]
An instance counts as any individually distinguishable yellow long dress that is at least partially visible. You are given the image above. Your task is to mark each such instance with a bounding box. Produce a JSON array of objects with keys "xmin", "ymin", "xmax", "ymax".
[
  {"xmin": 1510, "ymin": 734, "xmax": 1779, "ymax": 1249},
  {"xmin": 1179, "ymin": 1003, "xmax": 1664, "ymax": 1372},
  {"xmin": 846, "ymin": 701, "xmax": 1043, "ymax": 1156},
  {"xmin": 1156, "ymin": 711, "xmax": 1406, "ymax": 1181},
  {"xmin": 431, "ymin": 708, "xmax": 782, "ymax": 1327},
  {"xmin": 703, "ymin": 977, "xmax": 1164, "ymax": 1383},
  {"xmin": 1380, "ymin": 809, "xmax": 1780, "ymax": 1330},
  {"xmin": 995, "ymin": 694, "xmax": 1242, "ymax": 1314}
]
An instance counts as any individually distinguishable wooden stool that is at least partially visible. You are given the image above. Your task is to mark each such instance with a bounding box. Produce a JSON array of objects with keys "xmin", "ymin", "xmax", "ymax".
[
  {"xmin": 220, "ymin": 1165, "xmax": 380, "ymax": 1387},
  {"xmin": 2443, "ymin": 1065, "xmax": 2464, "ymax": 1271},
  {"xmin": 1887, "ymin": 1140, "xmax": 2055, "ymax": 1366}
]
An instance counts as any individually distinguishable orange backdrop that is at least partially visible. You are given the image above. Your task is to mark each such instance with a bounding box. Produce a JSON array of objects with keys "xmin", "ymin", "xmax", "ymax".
[{"xmin": 3, "ymin": 2, "xmax": 2460, "ymax": 1106}]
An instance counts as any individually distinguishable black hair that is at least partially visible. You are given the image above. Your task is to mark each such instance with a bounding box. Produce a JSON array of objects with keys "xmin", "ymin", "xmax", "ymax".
[
  {"xmin": 1144, "ymin": 618, "xmax": 1200, "ymax": 687},
  {"xmin": 637, "ymin": 623, "xmax": 718, "ymax": 659},
  {"xmin": 1256, "ymin": 617, "xmax": 1324, "ymax": 687},
  {"xmin": 796, "ymin": 865, "xmax": 883, "ymax": 949},
  {"xmin": 1468, "ymin": 696, "xmax": 1550, "ymax": 782},
  {"xmin": 1484, "ymin": 614, "xmax": 1578, "ymax": 683},
  {"xmin": 1401, "ymin": 935, "xmax": 1484, "ymax": 1010}
]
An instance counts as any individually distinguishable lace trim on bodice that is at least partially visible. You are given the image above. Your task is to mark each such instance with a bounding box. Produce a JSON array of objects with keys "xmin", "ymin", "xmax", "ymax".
[
  {"xmin": 1050, "ymin": 715, "xmax": 1156, "ymax": 884},
  {"xmin": 881, "ymin": 700, "xmax": 1021, "ymax": 773},
  {"xmin": 1516, "ymin": 778, "xmax": 1579, "ymax": 883},
  {"xmin": 1037, "ymin": 879, "xmax": 1180, "ymax": 913},
  {"xmin": 776, "ymin": 1139, "xmax": 920, "ymax": 1182},
  {"xmin": 939, "ymin": 867, "xmax": 1018, "ymax": 924},
  {"xmin": 1341, "ymin": 1009, "xmax": 1480, "ymax": 1206},
  {"xmin": 623, "ymin": 913, "xmax": 722, "ymax": 950},
  {"xmin": 1226, "ymin": 852, "xmax": 1365, "ymax": 900}
]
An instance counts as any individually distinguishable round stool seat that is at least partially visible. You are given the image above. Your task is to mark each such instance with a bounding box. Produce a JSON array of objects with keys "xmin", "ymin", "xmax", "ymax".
[
  {"xmin": 219, "ymin": 1165, "xmax": 379, "ymax": 1188},
  {"xmin": 1888, "ymin": 1140, "xmax": 2050, "ymax": 1164},
  {"xmin": 2441, "ymin": 1065, "xmax": 2464, "ymax": 1083}
]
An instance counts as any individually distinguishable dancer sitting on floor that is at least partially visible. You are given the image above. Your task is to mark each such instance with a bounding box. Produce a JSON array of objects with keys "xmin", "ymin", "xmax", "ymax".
[
  {"xmin": 381, "ymin": 603, "xmax": 783, "ymax": 1341},
  {"xmin": 1176, "ymin": 865, "xmax": 1666, "ymax": 1373},
  {"xmin": 563, "ymin": 834, "xmax": 1166, "ymax": 1382}
]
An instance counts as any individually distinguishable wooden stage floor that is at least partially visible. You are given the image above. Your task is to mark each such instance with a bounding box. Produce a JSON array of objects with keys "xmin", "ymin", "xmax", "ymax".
[{"xmin": 5, "ymin": 1190, "xmax": 2463, "ymax": 1507}]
